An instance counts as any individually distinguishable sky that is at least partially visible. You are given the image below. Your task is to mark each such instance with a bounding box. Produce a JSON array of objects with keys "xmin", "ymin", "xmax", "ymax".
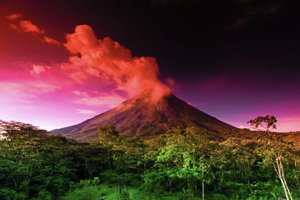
[{"xmin": 0, "ymin": 0, "xmax": 299, "ymax": 132}]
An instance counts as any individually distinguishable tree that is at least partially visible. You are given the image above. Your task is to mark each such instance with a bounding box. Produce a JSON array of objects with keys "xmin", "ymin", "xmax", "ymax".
[
  {"xmin": 247, "ymin": 116, "xmax": 294, "ymax": 200},
  {"xmin": 155, "ymin": 127, "xmax": 212, "ymax": 199},
  {"xmin": 0, "ymin": 120, "xmax": 75, "ymax": 199},
  {"xmin": 247, "ymin": 115, "xmax": 277, "ymax": 132}
]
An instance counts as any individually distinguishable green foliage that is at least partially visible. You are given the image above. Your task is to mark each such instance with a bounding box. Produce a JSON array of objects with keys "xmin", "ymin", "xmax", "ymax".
[
  {"xmin": 1, "ymin": 120, "xmax": 300, "ymax": 199},
  {"xmin": 69, "ymin": 177, "xmax": 100, "ymax": 190},
  {"xmin": 119, "ymin": 188, "xmax": 131, "ymax": 200},
  {"xmin": 178, "ymin": 188, "xmax": 193, "ymax": 200},
  {"xmin": 62, "ymin": 177, "xmax": 104, "ymax": 200},
  {"xmin": 0, "ymin": 120, "xmax": 75, "ymax": 199},
  {"xmin": 140, "ymin": 170, "xmax": 165, "ymax": 192},
  {"xmin": 0, "ymin": 188, "xmax": 25, "ymax": 200},
  {"xmin": 61, "ymin": 185, "xmax": 103, "ymax": 200},
  {"xmin": 101, "ymin": 170, "xmax": 119, "ymax": 184}
]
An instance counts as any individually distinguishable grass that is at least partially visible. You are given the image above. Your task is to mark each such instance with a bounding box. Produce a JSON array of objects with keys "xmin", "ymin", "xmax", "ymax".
[
  {"xmin": 62, "ymin": 179, "xmax": 205, "ymax": 200},
  {"xmin": 98, "ymin": 181, "xmax": 204, "ymax": 200}
]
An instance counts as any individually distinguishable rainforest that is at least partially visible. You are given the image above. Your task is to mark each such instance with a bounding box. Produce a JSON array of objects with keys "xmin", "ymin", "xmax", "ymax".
[{"xmin": 1, "ymin": 120, "xmax": 300, "ymax": 200}]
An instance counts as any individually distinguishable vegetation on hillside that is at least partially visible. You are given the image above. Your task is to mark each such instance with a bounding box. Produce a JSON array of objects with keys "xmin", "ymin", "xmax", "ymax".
[{"xmin": 1, "ymin": 119, "xmax": 300, "ymax": 199}]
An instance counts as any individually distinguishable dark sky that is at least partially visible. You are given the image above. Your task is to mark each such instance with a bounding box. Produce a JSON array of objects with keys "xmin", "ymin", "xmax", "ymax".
[{"xmin": 0, "ymin": 0, "xmax": 299, "ymax": 131}]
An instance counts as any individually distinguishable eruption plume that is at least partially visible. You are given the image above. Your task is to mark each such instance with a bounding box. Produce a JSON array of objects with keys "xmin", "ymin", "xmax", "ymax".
[{"xmin": 63, "ymin": 25, "xmax": 171, "ymax": 102}]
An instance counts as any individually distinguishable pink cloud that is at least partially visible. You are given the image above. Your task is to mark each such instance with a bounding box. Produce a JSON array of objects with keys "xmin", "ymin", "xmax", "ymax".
[
  {"xmin": 73, "ymin": 91, "xmax": 126, "ymax": 108},
  {"xmin": 76, "ymin": 109, "xmax": 96, "ymax": 115},
  {"xmin": 63, "ymin": 25, "xmax": 170, "ymax": 101},
  {"xmin": 69, "ymin": 72, "xmax": 88, "ymax": 82},
  {"xmin": 0, "ymin": 81, "xmax": 60, "ymax": 104},
  {"xmin": 72, "ymin": 91, "xmax": 88, "ymax": 96},
  {"xmin": 31, "ymin": 64, "xmax": 50, "ymax": 75}
]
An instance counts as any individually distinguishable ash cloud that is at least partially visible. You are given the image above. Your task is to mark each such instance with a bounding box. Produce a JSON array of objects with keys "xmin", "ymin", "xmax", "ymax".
[{"xmin": 63, "ymin": 25, "xmax": 171, "ymax": 102}]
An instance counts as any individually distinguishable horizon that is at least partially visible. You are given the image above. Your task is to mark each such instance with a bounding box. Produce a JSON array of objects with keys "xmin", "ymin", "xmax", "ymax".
[{"xmin": 0, "ymin": 0, "xmax": 299, "ymax": 132}]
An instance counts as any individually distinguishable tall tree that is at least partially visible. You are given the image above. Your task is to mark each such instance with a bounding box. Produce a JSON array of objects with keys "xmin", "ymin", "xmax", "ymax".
[
  {"xmin": 247, "ymin": 115, "xmax": 277, "ymax": 132},
  {"xmin": 247, "ymin": 116, "xmax": 294, "ymax": 200}
]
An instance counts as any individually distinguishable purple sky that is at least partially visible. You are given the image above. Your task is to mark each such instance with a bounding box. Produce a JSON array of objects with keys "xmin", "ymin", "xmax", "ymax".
[{"xmin": 0, "ymin": 0, "xmax": 299, "ymax": 132}]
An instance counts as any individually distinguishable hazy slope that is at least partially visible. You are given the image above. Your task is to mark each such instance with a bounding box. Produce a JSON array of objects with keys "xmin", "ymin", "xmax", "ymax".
[{"xmin": 50, "ymin": 89, "xmax": 235, "ymax": 141}]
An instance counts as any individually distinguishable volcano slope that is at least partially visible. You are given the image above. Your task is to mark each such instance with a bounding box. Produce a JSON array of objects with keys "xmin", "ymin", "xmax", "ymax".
[{"xmin": 50, "ymin": 90, "xmax": 236, "ymax": 142}]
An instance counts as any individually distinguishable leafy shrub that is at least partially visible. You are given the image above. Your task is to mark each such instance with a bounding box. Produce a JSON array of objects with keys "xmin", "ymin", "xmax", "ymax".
[
  {"xmin": 178, "ymin": 188, "xmax": 193, "ymax": 200},
  {"xmin": 62, "ymin": 177, "xmax": 105, "ymax": 200},
  {"xmin": 69, "ymin": 177, "xmax": 100, "ymax": 191},
  {"xmin": 0, "ymin": 188, "xmax": 27, "ymax": 200},
  {"xmin": 121, "ymin": 173, "xmax": 135, "ymax": 186},
  {"xmin": 101, "ymin": 170, "xmax": 119, "ymax": 185},
  {"xmin": 119, "ymin": 189, "xmax": 130, "ymax": 200},
  {"xmin": 61, "ymin": 185, "xmax": 103, "ymax": 200},
  {"xmin": 140, "ymin": 170, "xmax": 164, "ymax": 192}
]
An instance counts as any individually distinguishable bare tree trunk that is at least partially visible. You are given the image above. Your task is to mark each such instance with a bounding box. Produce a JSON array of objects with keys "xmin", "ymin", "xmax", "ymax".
[
  {"xmin": 273, "ymin": 153, "xmax": 293, "ymax": 200},
  {"xmin": 279, "ymin": 156, "xmax": 293, "ymax": 200},
  {"xmin": 246, "ymin": 161, "xmax": 253, "ymax": 198},
  {"xmin": 247, "ymin": 177, "xmax": 253, "ymax": 198},
  {"xmin": 168, "ymin": 177, "xmax": 172, "ymax": 195},
  {"xmin": 219, "ymin": 172, "xmax": 224, "ymax": 190},
  {"xmin": 274, "ymin": 161, "xmax": 289, "ymax": 200}
]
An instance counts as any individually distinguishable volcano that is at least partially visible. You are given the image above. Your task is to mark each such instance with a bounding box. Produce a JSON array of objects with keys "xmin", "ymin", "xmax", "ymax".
[{"xmin": 50, "ymin": 89, "xmax": 235, "ymax": 141}]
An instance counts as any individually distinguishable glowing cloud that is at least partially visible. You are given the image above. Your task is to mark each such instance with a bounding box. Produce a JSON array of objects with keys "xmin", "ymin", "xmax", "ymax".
[
  {"xmin": 31, "ymin": 64, "xmax": 50, "ymax": 75},
  {"xmin": 7, "ymin": 14, "xmax": 61, "ymax": 46},
  {"xmin": 6, "ymin": 13, "xmax": 23, "ymax": 20},
  {"xmin": 43, "ymin": 36, "xmax": 61, "ymax": 46},
  {"xmin": 76, "ymin": 109, "xmax": 96, "ymax": 115},
  {"xmin": 18, "ymin": 20, "xmax": 44, "ymax": 35},
  {"xmin": 63, "ymin": 25, "xmax": 170, "ymax": 101}
]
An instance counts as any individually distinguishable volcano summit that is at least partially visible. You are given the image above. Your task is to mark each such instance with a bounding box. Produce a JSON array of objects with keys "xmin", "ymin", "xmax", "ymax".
[{"xmin": 50, "ymin": 89, "xmax": 235, "ymax": 141}]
